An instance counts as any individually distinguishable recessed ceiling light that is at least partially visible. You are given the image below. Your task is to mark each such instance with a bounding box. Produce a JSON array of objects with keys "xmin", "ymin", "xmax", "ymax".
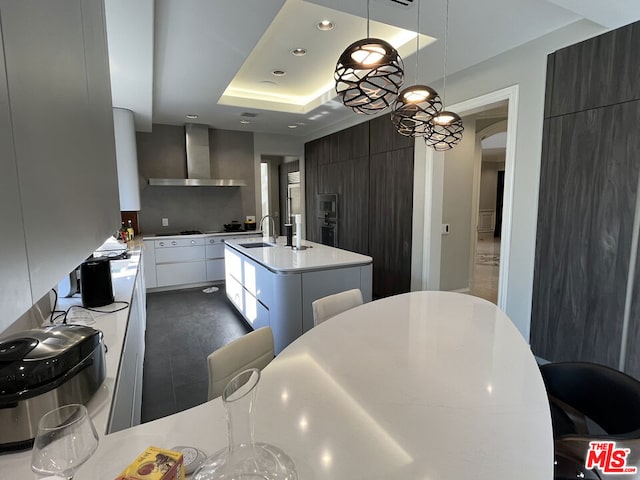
[
  {"xmin": 240, "ymin": 119, "xmax": 251, "ymax": 124},
  {"xmin": 288, "ymin": 125, "xmax": 298, "ymax": 129},
  {"xmin": 316, "ymin": 20, "xmax": 334, "ymax": 31},
  {"xmin": 185, "ymin": 114, "xmax": 198, "ymax": 119},
  {"xmin": 260, "ymin": 80, "xmax": 277, "ymax": 87},
  {"xmin": 292, "ymin": 48, "xmax": 307, "ymax": 56},
  {"xmin": 272, "ymin": 70, "xmax": 286, "ymax": 77}
]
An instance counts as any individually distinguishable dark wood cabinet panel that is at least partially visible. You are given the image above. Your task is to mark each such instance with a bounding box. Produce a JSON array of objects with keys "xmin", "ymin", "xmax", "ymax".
[
  {"xmin": 368, "ymin": 148, "xmax": 414, "ymax": 298},
  {"xmin": 543, "ymin": 53, "xmax": 555, "ymax": 119},
  {"xmin": 305, "ymin": 116, "xmax": 414, "ymax": 298},
  {"xmin": 304, "ymin": 142, "xmax": 320, "ymax": 242},
  {"xmin": 549, "ymin": 21, "xmax": 640, "ymax": 117},
  {"xmin": 370, "ymin": 114, "xmax": 414, "ymax": 154},
  {"xmin": 625, "ymin": 244, "xmax": 640, "ymax": 379},
  {"xmin": 531, "ymin": 101, "xmax": 640, "ymax": 368},
  {"xmin": 317, "ymin": 156, "xmax": 369, "ymax": 254}
]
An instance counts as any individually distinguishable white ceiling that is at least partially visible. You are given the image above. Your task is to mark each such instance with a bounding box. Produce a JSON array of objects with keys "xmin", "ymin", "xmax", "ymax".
[{"xmin": 104, "ymin": 0, "xmax": 640, "ymax": 139}]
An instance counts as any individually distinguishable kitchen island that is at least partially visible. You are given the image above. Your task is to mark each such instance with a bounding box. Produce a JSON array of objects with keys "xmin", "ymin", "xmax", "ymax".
[{"xmin": 224, "ymin": 237, "xmax": 373, "ymax": 353}]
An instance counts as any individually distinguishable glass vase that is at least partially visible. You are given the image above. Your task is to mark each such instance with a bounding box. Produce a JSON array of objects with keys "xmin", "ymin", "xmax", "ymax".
[{"xmin": 193, "ymin": 368, "xmax": 297, "ymax": 480}]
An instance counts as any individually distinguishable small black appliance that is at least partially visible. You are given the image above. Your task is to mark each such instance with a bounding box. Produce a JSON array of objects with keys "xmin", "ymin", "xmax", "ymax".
[{"xmin": 80, "ymin": 257, "xmax": 114, "ymax": 307}]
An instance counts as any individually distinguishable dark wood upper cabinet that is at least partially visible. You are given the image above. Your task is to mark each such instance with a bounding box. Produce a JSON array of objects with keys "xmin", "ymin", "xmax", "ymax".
[{"xmin": 548, "ymin": 21, "xmax": 640, "ymax": 117}]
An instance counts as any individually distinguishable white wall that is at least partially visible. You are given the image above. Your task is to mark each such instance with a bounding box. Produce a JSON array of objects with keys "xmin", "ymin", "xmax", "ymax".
[
  {"xmin": 440, "ymin": 116, "xmax": 477, "ymax": 291},
  {"xmin": 415, "ymin": 19, "xmax": 606, "ymax": 341},
  {"xmin": 479, "ymin": 162, "xmax": 499, "ymax": 210}
]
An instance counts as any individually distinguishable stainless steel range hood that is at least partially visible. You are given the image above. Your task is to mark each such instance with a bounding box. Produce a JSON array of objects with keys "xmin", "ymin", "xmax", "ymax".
[{"xmin": 148, "ymin": 124, "xmax": 247, "ymax": 187}]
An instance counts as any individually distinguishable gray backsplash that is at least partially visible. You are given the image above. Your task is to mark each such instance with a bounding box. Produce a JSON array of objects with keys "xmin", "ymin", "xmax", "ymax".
[
  {"xmin": 136, "ymin": 125, "xmax": 257, "ymax": 235},
  {"xmin": 139, "ymin": 185, "xmax": 246, "ymax": 234}
]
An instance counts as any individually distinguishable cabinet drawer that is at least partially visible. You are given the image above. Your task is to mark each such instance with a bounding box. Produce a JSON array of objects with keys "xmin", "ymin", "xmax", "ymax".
[
  {"xmin": 156, "ymin": 262, "xmax": 206, "ymax": 287},
  {"xmin": 155, "ymin": 238, "xmax": 204, "ymax": 248},
  {"xmin": 155, "ymin": 245, "xmax": 205, "ymax": 263},
  {"xmin": 206, "ymin": 243, "xmax": 224, "ymax": 259},
  {"xmin": 244, "ymin": 292, "xmax": 269, "ymax": 330},
  {"xmin": 225, "ymin": 274, "xmax": 243, "ymax": 312},
  {"xmin": 206, "ymin": 258, "xmax": 225, "ymax": 282}
]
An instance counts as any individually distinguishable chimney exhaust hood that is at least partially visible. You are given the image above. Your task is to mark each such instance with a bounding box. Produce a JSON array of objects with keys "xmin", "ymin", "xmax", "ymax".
[{"xmin": 148, "ymin": 124, "xmax": 247, "ymax": 187}]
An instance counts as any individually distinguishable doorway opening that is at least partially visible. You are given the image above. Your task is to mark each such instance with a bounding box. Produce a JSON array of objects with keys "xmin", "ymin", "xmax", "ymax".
[
  {"xmin": 470, "ymin": 120, "xmax": 508, "ymax": 304},
  {"xmin": 418, "ymin": 85, "xmax": 518, "ymax": 312}
]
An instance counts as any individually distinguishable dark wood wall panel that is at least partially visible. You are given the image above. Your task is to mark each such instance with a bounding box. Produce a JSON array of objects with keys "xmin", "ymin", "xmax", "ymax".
[
  {"xmin": 533, "ymin": 97, "xmax": 640, "ymax": 372},
  {"xmin": 626, "ymin": 241, "xmax": 640, "ymax": 379},
  {"xmin": 368, "ymin": 148, "xmax": 414, "ymax": 297},
  {"xmin": 304, "ymin": 114, "xmax": 414, "ymax": 299},
  {"xmin": 549, "ymin": 22, "xmax": 640, "ymax": 117},
  {"xmin": 305, "ymin": 140, "xmax": 321, "ymax": 242},
  {"xmin": 317, "ymin": 156, "xmax": 370, "ymax": 254},
  {"xmin": 370, "ymin": 114, "xmax": 414, "ymax": 154}
]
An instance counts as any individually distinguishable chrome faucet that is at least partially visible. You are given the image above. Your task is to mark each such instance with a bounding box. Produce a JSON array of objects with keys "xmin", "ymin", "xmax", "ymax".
[{"xmin": 259, "ymin": 215, "xmax": 277, "ymax": 244}]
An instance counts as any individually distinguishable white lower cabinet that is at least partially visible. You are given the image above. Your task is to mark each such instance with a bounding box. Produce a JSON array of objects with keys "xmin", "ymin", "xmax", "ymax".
[
  {"xmin": 145, "ymin": 234, "xmax": 261, "ymax": 290},
  {"xmin": 157, "ymin": 262, "xmax": 206, "ymax": 287},
  {"xmin": 108, "ymin": 262, "xmax": 146, "ymax": 433},
  {"xmin": 206, "ymin": 238, "xmax": 225, "ymax": 282}
]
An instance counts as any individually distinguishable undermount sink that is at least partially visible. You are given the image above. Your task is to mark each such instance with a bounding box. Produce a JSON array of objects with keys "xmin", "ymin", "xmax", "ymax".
[{"xmin": 239, "ymin": 242, "xmax": 276, "ymax": 249}]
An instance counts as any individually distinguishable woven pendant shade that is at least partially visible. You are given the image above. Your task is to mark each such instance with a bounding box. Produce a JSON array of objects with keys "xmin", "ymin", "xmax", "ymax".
[
  {"xmin": 425, "ymin": 111, "xmax": 464, "ymax": 151},
  {"xmin": 334, "ymin": 38, "xmax": 404, "ymax": 114},
  {"xmin": 391, "ymin": 85, "xmax": 442, "ymax": 137}
]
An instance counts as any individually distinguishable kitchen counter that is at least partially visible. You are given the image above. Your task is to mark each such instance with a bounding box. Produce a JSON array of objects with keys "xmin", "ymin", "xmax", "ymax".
[
  {"xmin": 0, "ymin": 243, "xmax": 144, "ymax": 475},
  {"xmin": 0, "ymin": 292, "xmax": 553, "ymax": 480},
  {"xmin": 142, "ymin": 230, "xmax": 262, "ymax": 240},
  {"xmin": 224, "ymin": 237, "xmax": 372, "ymax": 273}
]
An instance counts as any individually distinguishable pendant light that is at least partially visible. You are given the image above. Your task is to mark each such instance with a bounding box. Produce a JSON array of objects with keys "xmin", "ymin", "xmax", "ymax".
[
  {"xmin": 391, "ymin": 0, "xmax": 442, "ymax": 137},
  {"xmin": 425, "ymin": 0, "xmax": 464, "ymax": 151},
  {"xmin": 334, "ymin": 0, "xmax": 404, "ymax": 114}
]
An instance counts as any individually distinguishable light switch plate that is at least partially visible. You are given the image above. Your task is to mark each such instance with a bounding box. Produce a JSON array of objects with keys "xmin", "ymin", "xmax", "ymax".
[
  {"xmin": 162, "ymin": 218, "xmax": 169, "ymax": 226},
  {"xmin": 246, "ymin": 215, "xmax": 256, "ymax": 222},
  {"xmin": 441, "ymin": 223, "xmax": 450, "ymax": 234}
]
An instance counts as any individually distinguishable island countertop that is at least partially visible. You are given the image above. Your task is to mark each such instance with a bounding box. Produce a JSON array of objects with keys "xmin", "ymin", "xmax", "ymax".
[{"xmin": 224, "ymin": 237, "xmax": 372, "ymax": 273}]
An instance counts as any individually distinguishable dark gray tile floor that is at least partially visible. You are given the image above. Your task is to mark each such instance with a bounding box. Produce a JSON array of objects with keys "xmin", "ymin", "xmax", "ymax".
[{"xmin": 141, "ymin": 286, "xmax": 251, "ymax": 423}]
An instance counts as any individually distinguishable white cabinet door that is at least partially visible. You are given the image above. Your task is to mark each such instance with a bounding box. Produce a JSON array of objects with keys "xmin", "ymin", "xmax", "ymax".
[
  {"xmin": 113, "ymin": 108, "xmax": 140, "ymax": 211},
  {"xmin": 244, "ymin": 293, "xmax": 269, "ymax": 330},
  {"xmin": 226, "ymin": 274, "xmax": 244, "ymax": 312},
  {"xmin": 108, "ymin": 268, "xmax": 145, "ymax": 433},
  {"xmin": 3, "ymin": 1, "xmax": 119, "ymax": 304},
  {"xmin": 241, "ymin": 255, "xmax": 273, "ymax": 305},
  {"xmin": 206, "ymin": 259, "xmax": 225, "ymax": 282},
  {"xmin": 142, "ymin": 240, "xmax": 157, "ymax": 288},
  {"xmin": 0, "ymin": 23, "xmax": 31, "ymax": 331},
  {"xmin": 157, "ymin": 262, "xmax": 206, "ymax": 287}
]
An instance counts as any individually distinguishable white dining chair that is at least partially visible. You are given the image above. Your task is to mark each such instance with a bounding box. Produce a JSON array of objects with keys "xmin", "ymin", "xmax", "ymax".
[
  {"xmin": 312, "ymin": 288, "xmax": 364, "ymax": 326},
  {"xmin": 207, "ymin": 326, "xmax": 274, "ymax": 400}
]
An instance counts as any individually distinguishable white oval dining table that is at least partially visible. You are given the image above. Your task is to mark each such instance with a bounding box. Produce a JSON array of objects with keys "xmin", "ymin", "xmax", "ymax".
[{"xmin": 3, "ymin": 291, "xmax": 554, "ymax": 480}]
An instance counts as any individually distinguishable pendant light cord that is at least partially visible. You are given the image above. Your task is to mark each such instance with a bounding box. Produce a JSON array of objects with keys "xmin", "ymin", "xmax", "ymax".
[
  {"xmin": 442, "ymin": 0, "xmax": 449, "ymax": 106},
  {"xmin": 367, "ymin": 0, "xmax": 370, "ymax": 38},
  {"xmin": 415, "ymin": 0, "xmax": 421, "ymax": 85}
]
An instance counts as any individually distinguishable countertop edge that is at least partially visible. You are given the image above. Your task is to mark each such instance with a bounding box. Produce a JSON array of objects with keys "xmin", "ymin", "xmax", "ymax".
[{"xmin": 224, "ymin": 238, "xmax": 373, "ymax": 273}]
